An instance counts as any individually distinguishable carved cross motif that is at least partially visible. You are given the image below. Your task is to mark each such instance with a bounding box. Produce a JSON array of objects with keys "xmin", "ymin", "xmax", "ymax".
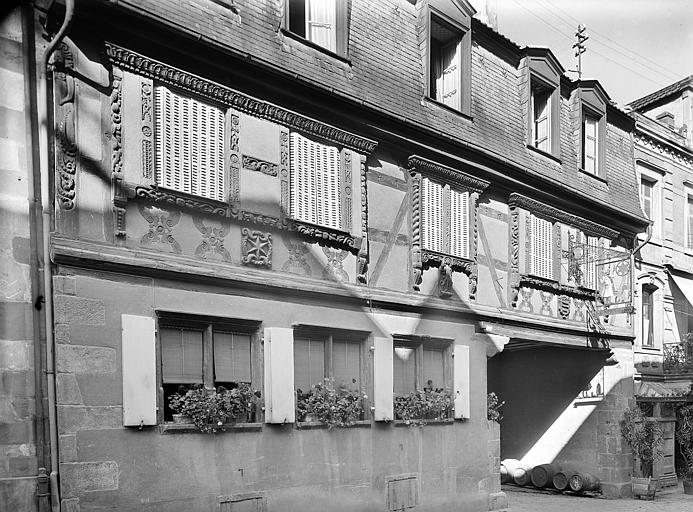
[
  {"xmin": 193, "ymin": 217, "xmax": 231, "ymax": 262},
  {"xmin": 241, "ymin": 228, "xmax": 272, "ymax": 268},
  {"xmin": 322, "ymin": 247, "xmax": 349, "ymax": 282},
  {"xmin": 138, "ymin": 204, "xmax": 182, "ymax": 253},
  {"xmin": 281, "ymin": 238, "xmax": 311, "ymax": 276}
]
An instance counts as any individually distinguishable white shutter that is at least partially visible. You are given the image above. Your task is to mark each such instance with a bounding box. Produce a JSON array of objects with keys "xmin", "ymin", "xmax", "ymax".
[
  {"xmin": 453, "ymin": 342, "xmax": 470, "ymax": 419},
  {"xmin": 308, "ymin": 0, "xmax": 336, "ymax": 52},
  {"xmin": 290, "ymin": 132, "xmax": 341, "ymax": 229},
  {"xmin": 122, "ymin": 315, "xmax": 157, "ymax": 426},
  {"xmin": 373, "ymin": 336, "xmax": 394, "ymax": 421},
  {"xmin": 530, "ymin": 215, "xmax": 553, "ymax": 280},
  {"xmin": 263, "ymin": 328, "xmax": 295, "ymax": 423},
  {"xmin": 154, "ymin": 85, "xmax": 224, "ymax": 201},
  {"xmin": 422, "ymin": 178, "xmax": 444, "ymax": 253},
  {"xmin": 440, "ymin": 40, "xmax": 460, "ymax": 110},
  {"xmin": 450, "ymin": 189, "xmax": 469, "ymax": 258}
]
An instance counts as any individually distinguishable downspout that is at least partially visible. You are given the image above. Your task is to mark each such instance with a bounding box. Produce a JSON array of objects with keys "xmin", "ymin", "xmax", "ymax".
[{"xmin": 38, "ymin": 1, "xmax": 75, "ymax": 511}]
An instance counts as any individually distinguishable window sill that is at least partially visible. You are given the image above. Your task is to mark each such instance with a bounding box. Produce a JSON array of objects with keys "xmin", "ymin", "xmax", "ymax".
[
  {"xmin": 526, "ymin": 145, "xmax": 561, "ymax": 164},
  {"xmin": 423, "ymin": 97, "xmax": 472, "ymax": 121},
  {"xmin": 159, "ymin": 422, "xmax": 263, "ymax": 434},
  {"xmin": 296, "ymin": 420, "xmax": 371, "ymax": 429},
  {"xmin": 279, "ymin": 29, "xmax": 352, "ymax": 65},
  {"xmin": 393, "ymin": 418, "xmax": 454, "ymax": 426},
  {"xmin": 578, "ymin": 168, "xmax": 608, "ymax": 184}
]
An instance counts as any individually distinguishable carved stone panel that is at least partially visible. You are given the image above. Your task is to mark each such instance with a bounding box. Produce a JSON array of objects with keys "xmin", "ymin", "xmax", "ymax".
[
  {"xmin": 193, "ymin": 217, "xmax": 231, "ymax": 262},
  {"xmin": 241, "ymin": 228, "xmax": 272, "ymax": 268},
  {"xmin": 138, "ymin": 204, "xmax": 182, "ymax": 253}
]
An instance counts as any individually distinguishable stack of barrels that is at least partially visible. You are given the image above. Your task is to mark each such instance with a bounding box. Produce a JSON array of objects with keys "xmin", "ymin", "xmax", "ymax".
[{"xmin": 500, "ymin": 459, "xmax": 600, "ymax": 494}]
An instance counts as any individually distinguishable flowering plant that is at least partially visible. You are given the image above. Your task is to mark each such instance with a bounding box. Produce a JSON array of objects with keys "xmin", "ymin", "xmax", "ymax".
[
  {"xmin": 393, "ymin": 388, "xmax": 453, "ymax": 425},
  {"xmin": 168, "ymin": 383, "xmax": 261, "ymax": 433},
  {"xmin": 296, "ymin": 378, "xmax": 366, "ymax": 428},
  {"xmin": 487, "ymin": 392, "xmax": 505, "ymax": 423}
]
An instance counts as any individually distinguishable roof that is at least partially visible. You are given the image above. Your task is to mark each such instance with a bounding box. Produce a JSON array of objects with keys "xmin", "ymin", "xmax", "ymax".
[
  {"xmin": 635, "ymin": 380, "xmax": 693, "ymax": 400},
  {"xmin": 628, "ymin": 75, "xmax": 693, "ymax": 112}
]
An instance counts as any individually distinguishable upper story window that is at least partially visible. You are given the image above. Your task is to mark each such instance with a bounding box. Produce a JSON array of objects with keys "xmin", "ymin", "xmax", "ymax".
[
  {"xmin": 529, "ymin": 213, "xmax": 554, "ymax": 280},
  {"xmin": 285, "ymin": 0, "xmax": 349, "ymax": 56},
  {"xmin": 421, "ymin": 177, "xmax": 469, "ymax": 259},
  {"xmin": 641, "ymin": 286, "xmax": 655, "ymax": 347},
  {"xmin": 531, "ymin": 83, "xmax": 552, "ymax": 152},
  {"xmin": 575, "ymin": 82, "xmax": 608, "ymax": 178},
  {"xmin": 686, "ymin": 189, "xmax": 693, "ymax": 250},
  {"xmin": 637, "ymin": 162, "xmax": 662, "ymax": 238},
  {"xmin": 425, "ymin": 2, "xmax": 473, "ymax": 116},
  {"xmin": 524, "ymin": 48, "xmax": 562, "ymax": 158},
  {"xmin": 581, "ymin": 111, "xmax": 600, "ymax": 175},
  {"xmin": 154, "ymin": 85, "xmax": 226, "ymax": 202},
  {"xmin": 289, "ymin": 132, "xmax": 342, "ymax": 230}
]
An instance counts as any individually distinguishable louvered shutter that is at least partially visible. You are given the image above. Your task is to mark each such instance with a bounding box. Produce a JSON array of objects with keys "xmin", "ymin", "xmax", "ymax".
[
  {"xmin": 154, "ymin": 85, "xmax": 225, "ymax": 201},
  {"xmin": 393, "ymin": 346, "xmax": 416, "ymax": 396},
  {"xmin": 290, "ymin": 132, "xmax": 341, "ymax": 229},
  {"xmin": 308, "ymin": 0, "xmax": 336, "ymax": 52},
  {"xmin": 160, "ymin": 327, "xmax": 203, "ymax": 384},
  {"xmin": 213, "ymin": 331, "xmax": 251, "ymax": 384},
  {"xmin": 586, "ymin": 236, "xmax": 599, "ymax": 290},
  {"xmin": 440, "ymin": 40, "xmax": 460, "ymax": 110},
  {"xmin": 422, "ymin": 348, "xmax": 445, "ymax": 391},
  {"xmin": 333, "ymin": 340, "xmax": 360, "ymax": 390},
  {"xmin": 422, "ymin": 178, "xmax": 444, "ymax": 253},
  {"xmin": 450, "ymin": 189, "xmax": 469, "ymax": 258},
  {"xmin": 293, "ymin": 337, "xmax": 325, "ymax": 391},
  {"xmin": 530, "ymin": 215, "xmax": 553, "ymax": 280}
]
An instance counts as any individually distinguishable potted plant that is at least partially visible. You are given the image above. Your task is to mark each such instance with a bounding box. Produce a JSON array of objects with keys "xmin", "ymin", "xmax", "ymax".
[
  {"xmin": 295, "ymin": 378, "xmax": 366, "ymax": 428},
  {"xmin": 168, "ymin": 383, "xmax": 261, "ymax": 433},
  {"xmin": 393, "ymin": 388, "xmax": 453, "ymax": 426},
  {"xmin": 676, "ymin": 404, "xmax": 693, "ymax": 495},
  {"xmin": 620, "ymin": 407, "xmax": 664, "ymax": 499}
]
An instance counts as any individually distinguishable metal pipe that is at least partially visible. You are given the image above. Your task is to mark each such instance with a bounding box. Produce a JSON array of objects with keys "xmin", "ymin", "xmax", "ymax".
[{"xmin": 38, "ymin": 1, "xmax": 75, "ymax": 511}]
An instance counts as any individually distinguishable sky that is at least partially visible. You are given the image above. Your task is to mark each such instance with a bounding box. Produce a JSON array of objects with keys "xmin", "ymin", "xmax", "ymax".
[{"xmin": 487, "ymin": 0, "xmax": 693, "ymax": 106}]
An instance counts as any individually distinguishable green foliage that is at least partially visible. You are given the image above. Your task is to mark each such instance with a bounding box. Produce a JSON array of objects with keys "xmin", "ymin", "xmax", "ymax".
[
  {"xmin": 676, "ymin": 404, "xmax": 693, "ymax": 476},
  {"xmin": 393, "ymin": 389, "xmax": 453, "ymax": 425},
  {"xmin": 487, "ymin": 392, "xmax": 505, "ymax": 423},
  {"xmin": 620, "ymin": 407, "xmax": 665, "ymax": 477},
  {"xmin": 295, "ymin": 378, "xmax": 366, "ymax": 428},
  {"xmin": 169, "ymin": 383, "xmax": 261, "ymax": 433}
]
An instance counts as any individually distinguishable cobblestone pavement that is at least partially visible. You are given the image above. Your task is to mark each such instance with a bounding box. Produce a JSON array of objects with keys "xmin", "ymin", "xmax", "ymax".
[{"xmin": 504, "ymin": 483, "xmax": 693, "ymax": 511}]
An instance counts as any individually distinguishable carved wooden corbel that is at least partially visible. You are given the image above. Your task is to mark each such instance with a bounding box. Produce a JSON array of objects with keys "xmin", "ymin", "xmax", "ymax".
[{"xmin": 54, "ymin": 42, "xmax": 77, "ymax": 210}]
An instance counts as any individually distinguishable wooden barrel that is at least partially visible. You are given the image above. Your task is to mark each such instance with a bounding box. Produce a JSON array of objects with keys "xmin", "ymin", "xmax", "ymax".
[
  {"xmin": 499, "ymin": 464, "xmax": 511, "ymax": 484},
  {"xmin": 531, "ymin": 463, "xmax": 561, "ymax": 488},
  {"xmin": 500, "ymin": 459, "xmax": 521, "ymax": 484},
  {"xmin": 553, "ymin": 470, "xmax": 574, "ymax": 491},
  {"xmin": 512, "ymin": 466, "xmax": 533, "ymax": 486},
  {"xmin": 569, "ymin": 472, "xmax": 600, "ymax": 492}
]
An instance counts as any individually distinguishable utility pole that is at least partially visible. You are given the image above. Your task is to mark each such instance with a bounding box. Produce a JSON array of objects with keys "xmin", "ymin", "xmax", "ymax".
[{"xmin": 573, "ymin": 24, "xmax": 588, "ymax": 79}]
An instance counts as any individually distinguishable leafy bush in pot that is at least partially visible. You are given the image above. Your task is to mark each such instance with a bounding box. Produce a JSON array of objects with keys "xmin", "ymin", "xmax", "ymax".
[
  {"xmin": 620, "ymin": 407, "xmax": 664, "ymax": 477},
  {"xmin": 295, "ymin": 378, "xmax": 366, "ymax": 428},
  {"xmin": 487, "ymin": 392, "xmax": 505, "ymax": 423},
  {"xmin": 393, "ymin": 388, "xmax": 453, "ymax": 425}
]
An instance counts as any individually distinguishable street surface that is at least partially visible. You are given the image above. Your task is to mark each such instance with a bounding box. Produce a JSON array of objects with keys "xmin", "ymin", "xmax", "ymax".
[{"xmin": 505, "ymin": 483, "xmax": 693, "ymax": 511}]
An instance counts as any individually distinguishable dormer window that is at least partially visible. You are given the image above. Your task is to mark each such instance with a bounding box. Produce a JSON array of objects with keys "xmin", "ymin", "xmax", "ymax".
[
  {"xmin": 575, "ymin": 82, "xmax": 608, "ymax": 178},
  {"xmin": 582, "ymin": 111, "xmax": 599, "ymax": 174},
  {"xmin": 285, "ymin": 0, "xmax": 348, "ymax": 56},
  {"xmin": 523, "ymin": 48, "xmax": 562, "ymax": 158},
  {"xmin": 531, "ymin": 82, "xmax": 552, "ymax": 152}
]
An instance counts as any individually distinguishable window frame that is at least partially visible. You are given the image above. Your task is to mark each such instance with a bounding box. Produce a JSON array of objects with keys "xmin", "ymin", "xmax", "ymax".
[
  {"xmin": 581, "ymin": 109, "xmax": 600, "ymax": 175},
  {"xmin": 685, "ymin": 186, "xmax": 693, "ymax": 250},
  {"xmin": 641, "ymin": 285, "xmax": 655, "ymax": 348},
  {"xmin": 155, "ymin": 313, "xmax": 262, "ymax": 426},
  {"xmin": 284, "ymin": 0, "xmax": 349, "ymax": 58},
  {"xmin": 425, "ymin": 6, "xmax": 472, "ymax": 117},
  {"xmin": 576, "ymin": 83, "xmax": 608, "ymax": 179},
  {"xmin": 637, "ymin": 162, "xmax": 663, "ymax": 239},
  {"xmin": 524, "ymin": 48, "xmax": 562, "ymax": 159},
  {"xmin": 528, "ymin": 212, "xmax": 555, "ymax": 281},
  {"xmin": 292, "ymin": 326, "xmax": 371, "ymax": 423}
]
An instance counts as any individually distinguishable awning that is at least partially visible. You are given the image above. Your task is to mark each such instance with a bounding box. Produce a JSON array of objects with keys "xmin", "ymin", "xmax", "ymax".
[
  {"xmin": 669, "ymin": 270, "xmax": 693, "ymax": 307},
  {"xmin": 635, "ymin": 380, "xmax": 693, "ymax": 400}
]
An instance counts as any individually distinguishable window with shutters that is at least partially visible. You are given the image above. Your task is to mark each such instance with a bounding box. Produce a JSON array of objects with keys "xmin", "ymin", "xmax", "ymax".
[
  {"xmin": 289, "ymin": 132, "xmax": 342, "ymax": 230},
  {"xmin": 428, "ymin": 13, "xmax": 470, "ymax": 115},
  {"xmin": 154, "ymin": 84, "xmax": 226, "ymax": 202},
  {"xmin": 568, "ymin": 227, "xmax": 598, "ymax": 290},
  {"xmin": 529, "ymin": 214, "xmax": 554, "ymax": 280},
  {"xmin": 285, "ymin": 0, "xmax": 349, "ymax": 57},
  {"xmin": 293, "ymin": 329, "xmax": 368, "ymax": 423},
  {"xmin": 421, "ymin": 177, "xmax": 469, "ymax": 259},
  {"xmin": 158, "ymin": 316, "xmax": 260, "ymax": 423}
]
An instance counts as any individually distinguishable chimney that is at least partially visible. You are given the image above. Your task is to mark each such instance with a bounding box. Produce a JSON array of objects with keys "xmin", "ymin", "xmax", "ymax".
[{"xmin": 656, "ymin": 111, "xmax": 675, "ymax": 129}]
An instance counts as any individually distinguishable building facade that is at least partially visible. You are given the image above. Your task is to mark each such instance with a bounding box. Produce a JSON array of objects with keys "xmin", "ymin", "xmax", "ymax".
[
  {"xmin": 1, "ymin": 1, "xmax": 650, "ymax": 510},
  {"xmin": 629, "ymin": 76, "xmax": 693, "ymax": 484}
]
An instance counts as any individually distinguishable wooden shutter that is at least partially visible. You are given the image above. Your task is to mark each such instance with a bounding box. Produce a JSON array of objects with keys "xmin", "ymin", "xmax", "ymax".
[
  {"xmin": 308, "ymin": 0, "xmax": 336, "ymax": 52},
  {"xmin": 333, "ymin": 340, "xmax": 360, "ymax": 390},
  {"xmin": 154, "ymin": 85, "xmax": 225, "ymax": 201},
  {"xmin": 453, "ymin": 342, "xmax": 470, "ymax": 419},
  {"xmin": 530, "ymin": 215, "xmax": 553, "ymax": 280},
  {"xmin": 160, "ymin": 327, "xmax": 203, "ymax": 384},
  {"xmin": 422, "ymin": 347, "xmax": 445, "ymax": 391},
  {"xmin": 450, "ymin": 189, "xmax": 469, "ymax": 258},
  {"xmin": 393, "ymin": 346, "xmax": 416, "ymax": 396},
  {"xmin": 293, "ymin": 337, "xmax": 325, "ymax": 392},
  {"xmin": 440, "ymin": 40, "xmax": 460, "ymax": 110},
  {"xmin": 422, "ymin": 178, "xmax": 444, "ymax": 253},
  {"xmin": 213, "ymin": 332, "xmax": 251, "ymax": 384},
  {"xmin": 290, "ymin": 132, "xmax": 341, "ymax": 229},
  {"xmin": 373, "ymin": 336, "xmax": 394, "ymax": 421},
  {"xmin": 264, "ymin": 328, "xmax": 295, "ymax": 423},
  {"xmin": 122, "ymin": 315, "xmax": 157, "ymax": 426}
]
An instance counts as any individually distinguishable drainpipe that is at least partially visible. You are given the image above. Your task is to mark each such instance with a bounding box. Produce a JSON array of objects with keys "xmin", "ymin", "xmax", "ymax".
[{"xmin": 38, "ymin": 1, "xmax": 75, "ymax": 511}]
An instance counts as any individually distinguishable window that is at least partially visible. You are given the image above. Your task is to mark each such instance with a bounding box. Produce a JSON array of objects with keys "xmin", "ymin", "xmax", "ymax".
[
  {"xmin": 568, "ymin": 227, "xmax": 598, "ymax": 289},
  {"xmin": 640, "ymin": 177, "xmax": 654, "ymax": 219},
  {"xmin": 154, "ymin": 85, "xmax": 225, "ymax": 201},
  {"xmin": 285, "ymin": 0, "xmax": 348, "ymax": 56},
  {"xmin": 638, "ymin": 164, "xmax": 662, "ymax": 237},
  {"xmin": 581, "ymin": 112, "xmax": 599, "ymax": 175},
  {"xmin": 531, "ymin": 82, "xmax": 552, "ymax": 152},
  {"xmin": 421, "ymin": 177, "xmax": 469, "ymax": 259},
  {"xmin": 529, "ymin": 214, "xmax": 554, "ymax": 280},
  {"xmin": 289, "ymin": 132, "xmax": 342, "ymax": 230},
  {"xmin": 642, "ymin": 287, "xmax": 654, "ymax": 347},
  {"xmin": 687, "ymin": 192, "xmax": 693, "ymax": 249},
  {"xmin": 158, "ymin": 317, "xmax": 259, "ymax": 422}
]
